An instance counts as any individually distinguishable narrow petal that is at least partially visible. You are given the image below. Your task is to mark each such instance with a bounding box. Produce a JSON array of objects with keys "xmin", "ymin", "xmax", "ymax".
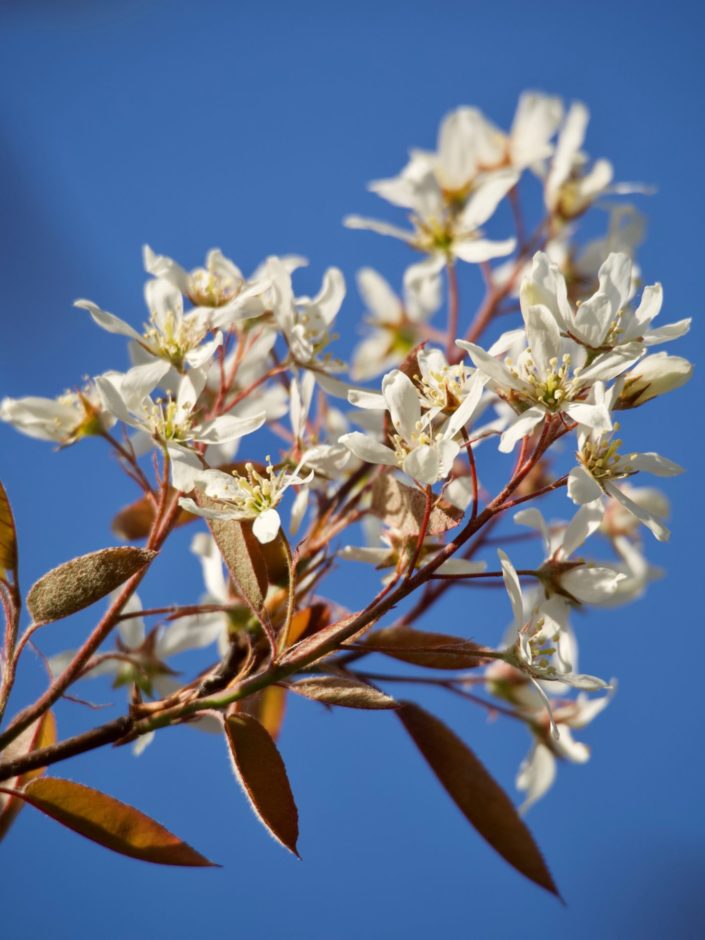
[
  {"xmin": 567, "ymin": 465, "xmax": 603, "ymax": 505},
  {"xmin": 498, "ymin": 406, "xmax": 545, "ymax": 454}
]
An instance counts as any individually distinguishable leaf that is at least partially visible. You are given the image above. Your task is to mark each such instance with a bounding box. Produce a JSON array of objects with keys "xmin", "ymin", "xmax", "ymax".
[
  {"xmin": 363, "ymin": 626, "xmax": 490, "ymax": 670},
  {"xmin": 197, "ymin": 493, "xmax": 269, "ymax": 616},
  {"xmin": 0, "ymin": 480, "xmax": 18, "ymax": 576},
  {"xmin": 371, "ymin": 475, "xmax": 463, "ymax": 537},
  {"xmin": 26, "ymin": 547, "xmax": 156, "ymax": 624},
  {"xmin": 112, "ymin": 492, "xmax": 193, "ymax": 540},
  {"xmin": 280, "ymin": 603, "xmax": 331, "ymax": 651},
  {"xmin": 7, "ymin": 777, "xmax": 216, "ymax": 866},
  {"xmin": 236, "ymin": 685, "xmax": 288, "ymax": 740},
  {"xmin": 0, "ymin": 711, "xmax": 56, "ymax": 841},
  {"xmin": 280, "ymin": 611, "xmax": 372, "ymax": 667},
  {"xmin": 224, "ymin": 714, "xmax": 299, "ymax": 856},
  {"xmin": 397, "ymin": 703, "xmax": 559, "ymax": 896},
  {"xmin": 289, "ymin": 676, "xmax": 398, "ymax": 710}
]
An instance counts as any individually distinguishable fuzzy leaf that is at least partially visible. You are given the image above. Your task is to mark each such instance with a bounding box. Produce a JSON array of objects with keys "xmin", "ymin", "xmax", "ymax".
[
  {"xmin": 290, "ymin": 676, "xmax": 398, "ymax": 709},
  {"xmin": 224, "ymin": 714, "xmax": 299, "ymax": 855},
  {"xmin": 0, "ymin": 711, "xmax": 56, "ymax": 841},
  {"xmin": 196, "ymin": 493, "xmax": 269, "ymax": 615},
  {"xmin": 112, "ymin": 492, "xmax": 193, "ymax": 540},
  {"xmin": 372, "ymin": 475, "xmax": 463, "ymax": 537},
  {"xmin": 6, "ymin": 777, "xmax": 216, "ymax": 866},
  {"xmin": 0, "ymin": 480, "xmax": 18, "ymax": 576},
  {"xmin": 236, "ymin": 686, "xmax": 288, "ymax": 741},
  {"xmin": 364, "ymin": 626, "xmax": 490, "ymax": 670},
  {"xmin": 26, "ymin": 547, "xmax": 156, "ymax": 623},
  {"xmin": 280, "ymin": 611, "xmax": 371, "ymax": 667},
  {"xmin": 397, "ymin": 703, "xmax": 559, "ymax": 896}
]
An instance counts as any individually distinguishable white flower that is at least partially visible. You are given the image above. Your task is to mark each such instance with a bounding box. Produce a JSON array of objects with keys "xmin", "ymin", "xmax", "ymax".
[
  {"xmin": 458, "ymin": 255, "xmax": 643, "ymax": 452},
  {"xmin": 1, "ymin": 378, "xmax": 114, "ymax": 445},
  {"xmin": 340, "ymin": 368, "xmax": 485, "ymax": 486},
  {"xmin": 350, "ymin": 260, "xmax": 443, "ymax": 381},
  {"xmin": 345, "ymin": 166, "xmax": 518, "ymax": 266},
  {"xmin": 77, "ymin": 277, "xmax": 222, "ymax": 372},
  {"xmin": 513, "ymin": 504, "xmax": 625, "ymax": 605},
  {"xmin": 96, "ymin": 362, "xmax": 266, "ymax": 491},
  {"xmin": 179, "ymin": 460, "xmax": 313, "ymax": 544},
  {"xmin": 498, "ymin": 550, "xmax": 611, "ymax": 712},
  {"xmin": 618, "ymin": 352, "xmax": 693, "ymax": 407},
  {"xmin": 517, "ymin": 691, "xmax": 611, "ymax": 812},
  {"xmin": 544, "ymin": 101, "xmax": 642, "ymax": 219},
  {"xmin": 143, "ymin": 245, "xmax": 273, "ymax": 329},
  {"xmin": 269, "ymin": 261, "xmax": 346, "ymax": 370},
  {"xmin": 567, "ymin": 415, "xmax": 683, "ymax": 541}
]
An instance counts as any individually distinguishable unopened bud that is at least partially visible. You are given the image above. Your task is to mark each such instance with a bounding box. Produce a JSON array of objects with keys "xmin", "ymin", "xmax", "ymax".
[{"xmin": 617, "ymin": 353, "xmax": 692, "ymax": 408}]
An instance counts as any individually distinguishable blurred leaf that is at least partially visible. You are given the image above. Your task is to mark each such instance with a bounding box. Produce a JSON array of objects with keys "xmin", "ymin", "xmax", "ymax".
[
  {"xmin": 397, "ymin": 703, "xmax": 559, "ymax": 896},
  {"xmin": 224, "ymin": 714, "xmax": 299, "ymax": 856},
  {"xmin": 280, "ymin": 611, "xmax": 371, "ymax": 667},
  {"xmin": 371, "ymin": 475, "xmax": 463, "ymax": 537},
  {"xmin": 0, "ymin": 711, "xmax": 56, "ymax": 841},
  {"xmin": 0, "ymin": 480, "xmax": 18, "ymax": 576},
  {"xmin": 236, "ymin": 686, "xmax": 288, "ymax": 740},
  {"xmin": 282, "ymin": 604, "xmax": 331, "ymax": 650},
  {"xmin": 6, "ymin": 777, "xmax": 216, "ymax": 866},
  {"xmin": 26, "ymin": 547, "xmax": 156, "ymax": 624},
  {"xmin": 363, "ymin": 626, "xmax": 490, "ymax": 670},
  {"xmin": 289, "ymin": 676, "xmax": 398, "ymax": 709},
  {"xmin": 112, "ymin": 492, "xmax": 193, "ymax": 540}
]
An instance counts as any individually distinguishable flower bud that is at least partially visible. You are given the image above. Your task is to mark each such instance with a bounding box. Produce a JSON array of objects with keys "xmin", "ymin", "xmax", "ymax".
[{"xmin": 617, "ymin": 353, "xmax": 692, "ymax": 408}]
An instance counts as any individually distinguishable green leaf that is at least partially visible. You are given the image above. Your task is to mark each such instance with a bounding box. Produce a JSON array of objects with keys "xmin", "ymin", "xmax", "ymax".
[
  {"xmin": 26, "ymin": 547, "xmax": 156, "ymax": 624},
  {"xmin": 397, "ymin": 703, "xmax": 560, "ymax": 897},
  {"xmin": 224, "ymin": 714, "xmax": 299, "ymax": 856},
  {"xmin": 0, "ymin": 480, "xmax": 18, "ymax": 577},
  {"xmin": 0, "ymin": 711, "xmax": 56, "ymax": 841},
  {"xmin": 364, "ymin": 626, "xmax": 490, "ymax": 670},
  {"xmin": 6, "ymin": 777, "xmax": 217, "ymax": 866},
  {"xmin": 289, "ymin": 676, "xmax": 398, "ymax": 709}
]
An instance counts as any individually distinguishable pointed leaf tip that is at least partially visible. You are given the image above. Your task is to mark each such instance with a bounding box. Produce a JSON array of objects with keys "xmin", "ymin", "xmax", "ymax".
[
  {"xmin": 224, "ymin": 714, "xmax": 299, "ymax": 856},
  {"xmin": 12, "ymin": 777, "xmax": 217, "ymax": 866},
  {"xmin": 397, "ymin": 703, "xmax": 560, "ymax": 897}
]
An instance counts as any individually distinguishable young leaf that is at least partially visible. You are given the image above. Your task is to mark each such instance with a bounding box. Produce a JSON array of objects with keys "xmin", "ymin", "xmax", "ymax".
[
  {"xmin": 397, "ymin": 703, "xmax": 559, "ymax": 896},
  {"xmin": 197, "ymin": 493, "xmax": 269, "ymax": 615},
  {"xmin": 364, "ymin": 626, "xmax": 490, "ymax": 670},
  {"xmin": 0, "ymin": 479, "xmax": 18, "ymax": 576},
  {"xmin": 289, "ymin": 676, "xmax": 398, "ymax": 709},
  {"xmin": 371, "ymin": 475, "xmax": 463, "ymax": 537},
  {"xmin": 224, "ymin": 714, "xmax": 299, "ymax": 856},
  {"xmin": 112, "ymin": 492, "xmax": 193, "ymax": 540},
  {"xmin": 8, "ymin": 777, "xmax": 216, "ymax": 866},
  {"xmin": 26, "ymin": 547, "xmax": 156, "ymax": 623},
  {"xmin": 236, "ymin": 686, "xmax": 288, "ymax": 740},
  {"xmin": 280, "ymin": 611, "xmax": 371, "ymax": 667},
  {"xmin": 0, "ymin": 711, "xmax": 56, "ymax": 841}
]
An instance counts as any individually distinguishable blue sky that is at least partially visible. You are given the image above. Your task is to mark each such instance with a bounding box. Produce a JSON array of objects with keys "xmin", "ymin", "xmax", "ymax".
[{"xmin": 1, "ymin": 2, "xmax": 704, "ymax": 937}]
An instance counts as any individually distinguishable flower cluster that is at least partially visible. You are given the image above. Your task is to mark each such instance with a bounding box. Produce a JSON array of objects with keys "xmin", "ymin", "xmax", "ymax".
[{"xmin": 0, "ymin": 91, "xmax": 693, "ymax": 885}]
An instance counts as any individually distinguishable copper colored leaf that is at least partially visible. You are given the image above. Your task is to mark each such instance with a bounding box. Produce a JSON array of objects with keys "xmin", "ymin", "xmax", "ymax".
[
  {"xmin": 0, "ymin": 480, "xmax": 17, "ymax": 575},
  {"xmin": 11, "ymin": 777, "xmax": 216, "ymax": 866},
  {"xmin": 289, "ymin": 676, "xmax": 398, "ymax": 710},
  {"xmin": 236, "ymin": 686, "xmax": 288, "ymax": 741},
  {"xmin": 0, "ymin": 711, "xmax": 56, "ymax": 841},
  {"xmin": 280, "ymin": 611, "xmax": 372, "ymax": 667},
  {"xmin": 197, "ymin": 494, "xmax": 269, "ymax": 615},
  {"xmin": 112, "ymin": 492, "xmax": 193, "ymax": 541},
  {"xmin": 371, "ymin": 475, "xmax": 463, "ymax": 537},
  {"xmin": 397, "ymin": 703, "xmax": 559, "ymax": 896},
  {"xmin": 281, "ymin": 604, "xmax": 331, "ymax": 650},
  {"xmin": 26, "ymin": 547, "xmax": 156, "ymax": 623},
  {"xmin": 364, "ymin": 626, "xmax": 490, "ymax": 670},
  {"xmin": 224, "ymin": 714, "xmax": 299, "ymax": 856}
]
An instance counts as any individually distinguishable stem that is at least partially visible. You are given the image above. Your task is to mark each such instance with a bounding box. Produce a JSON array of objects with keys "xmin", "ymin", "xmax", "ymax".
[{"xmin": 446, "ymin": 261, "xmax": 459, "ymax": 361}]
